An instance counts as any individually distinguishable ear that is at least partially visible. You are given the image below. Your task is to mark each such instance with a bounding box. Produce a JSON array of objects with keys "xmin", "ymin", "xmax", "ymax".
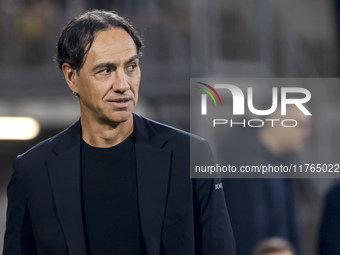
[{"xmin": 62, "ymin": 63, "xmax": 79, "ymax": 94}]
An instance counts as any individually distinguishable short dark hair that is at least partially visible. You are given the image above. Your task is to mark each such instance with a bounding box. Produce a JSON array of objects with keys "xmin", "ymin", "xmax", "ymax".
[{"xmin": 56, "ymin": 10, "xmax": 144, "ymax": 73}]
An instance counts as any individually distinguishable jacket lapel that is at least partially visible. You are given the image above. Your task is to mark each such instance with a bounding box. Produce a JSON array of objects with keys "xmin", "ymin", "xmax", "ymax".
[
  {"xmin": 45, "ymin": 116, "xmax": 172, "ymax": 255},
  {"xmin": 134, "ymin": 114, "xmax": 172, "ymax": 254},
  {"xmin": 46, "ymin": 121, "xmax": 87, "ymax": 255}
]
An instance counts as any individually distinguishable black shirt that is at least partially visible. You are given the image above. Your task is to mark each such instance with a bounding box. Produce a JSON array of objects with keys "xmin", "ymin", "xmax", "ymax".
[{"xmin": 81, "ymin": 133, "xmax": 146, "ymax": 255}]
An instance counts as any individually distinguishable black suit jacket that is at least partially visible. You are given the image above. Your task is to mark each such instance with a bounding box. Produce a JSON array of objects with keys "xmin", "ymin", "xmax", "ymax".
[{"xmin": 3, "ymin": 113, "xmax": 235, "ymax": 255}]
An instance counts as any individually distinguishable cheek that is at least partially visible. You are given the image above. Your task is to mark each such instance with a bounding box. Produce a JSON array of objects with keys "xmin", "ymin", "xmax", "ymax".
[
  {"xmin": 128, "ymin": 77, "xmax": 140, "ymax": 95},
  {"xmin": 127, "ymin": 69, "xmax": 141, "ymax": 85},
  {"xmin": 85, "ymin": 82, "xmax": 110, "ymax": 98},
  {"xmin": 289, "ymin": 130, "xmax": 303, "ymax": 147},
  {"xmin": 132, "ymin": 87, "xmax": 139, "ymax": 105}
]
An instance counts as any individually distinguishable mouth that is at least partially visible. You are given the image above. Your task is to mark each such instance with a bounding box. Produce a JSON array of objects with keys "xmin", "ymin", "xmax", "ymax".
[{"xmin": 107, "ymin": 97, "xmax": 132, "ymax": 107}]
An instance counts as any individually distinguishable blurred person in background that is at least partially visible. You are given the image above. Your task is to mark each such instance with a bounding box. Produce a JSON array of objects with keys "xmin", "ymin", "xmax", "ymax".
[
  {"xmin": 3, "ymin": 10, "xmax": 235, "ymax": 255},
  {"xmin": 252, "ymin": 237, "xmax": 295, "ymax": 255},
  {"xmin": 220, "ymin": 104, "xmax": 311, "ymax": 255},
  {"xmin": 319, "ymin": 181, "xmax": 340, "ymax": 255}
]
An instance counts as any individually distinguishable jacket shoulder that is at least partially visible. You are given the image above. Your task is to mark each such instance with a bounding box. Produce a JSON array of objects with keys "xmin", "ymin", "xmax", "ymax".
[
  {"xmin": 134, "ymin": 113, "xmax": 206, "ymax": 144},
  {"xmin": 16, "ymin": 122, "xmax": 79, "ymax": 166}
]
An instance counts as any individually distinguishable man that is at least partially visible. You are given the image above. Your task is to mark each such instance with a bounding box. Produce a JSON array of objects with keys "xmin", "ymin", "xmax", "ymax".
[
  {"xmin": 252, "ymin": 238, "xmax": 295, "ymax": 255},
  {"xmin": 3, "ymin": 10, "xmax": 235, "ymax": 255},
  {"xmin": 319, "ymin": 182, "xmax": 340, "ymax": 255},
  {"xmin": 220, "ymin": 105, "xmax": 311, "ymax": 255}
]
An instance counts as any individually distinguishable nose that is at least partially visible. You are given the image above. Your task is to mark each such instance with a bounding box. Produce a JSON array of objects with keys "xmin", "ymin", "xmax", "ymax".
[{"xmin": 113, "ymin": 68, "xmax": 130, "ymax": 93}]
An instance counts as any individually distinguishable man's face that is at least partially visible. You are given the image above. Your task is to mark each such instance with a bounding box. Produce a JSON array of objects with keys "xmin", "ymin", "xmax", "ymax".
[
  {"xmin": 69, "ymin": 28, "xmax": 141, "ymax": 125},
  {"xmin": 263, "ymin": 251, "xmax": 293, "ymax": 255},
  {"xmin": 280, "ymin": 105, "xmax": 311, "ymax": 153}
]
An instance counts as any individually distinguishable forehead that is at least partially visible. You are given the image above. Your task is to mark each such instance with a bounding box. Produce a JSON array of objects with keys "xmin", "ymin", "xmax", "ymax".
[
  {"xmin": 286, "ymin": 105, "xmax": 310, "ymax": 122},
  {"xmin": 85, "ymin": 28, "xmax": 137, "ymax": 63}
]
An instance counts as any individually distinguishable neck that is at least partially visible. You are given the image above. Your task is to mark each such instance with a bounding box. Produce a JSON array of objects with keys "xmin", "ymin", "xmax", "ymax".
[{"xmin": 81, "ymin": 115, "xmax": 134, "ymax": 148}]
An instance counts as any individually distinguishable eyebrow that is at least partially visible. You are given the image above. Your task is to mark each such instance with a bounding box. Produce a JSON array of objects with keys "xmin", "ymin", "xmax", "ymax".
[{"xmin": 91, "ymin": 54, "xmax": 140, "ymax": 72}]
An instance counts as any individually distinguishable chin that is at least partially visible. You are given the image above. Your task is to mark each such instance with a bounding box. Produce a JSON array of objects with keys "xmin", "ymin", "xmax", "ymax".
[{"xmin": 108, "ymin": 111, "xmax": 133, "ymax": 124}]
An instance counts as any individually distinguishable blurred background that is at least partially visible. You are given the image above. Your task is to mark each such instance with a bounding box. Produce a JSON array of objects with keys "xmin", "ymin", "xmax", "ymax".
[{"xmin": 0, "ymin": 0, "xmax": 339, "ymax": 254}]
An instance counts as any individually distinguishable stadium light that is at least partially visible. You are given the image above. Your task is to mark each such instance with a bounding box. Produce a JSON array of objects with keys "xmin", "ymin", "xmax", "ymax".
[{"xmin": 0, "ymin": 117, "xmax": 40, "ymax": 140}]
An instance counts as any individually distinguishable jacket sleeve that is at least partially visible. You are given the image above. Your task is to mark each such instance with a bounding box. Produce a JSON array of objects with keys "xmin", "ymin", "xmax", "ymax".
[
  {"xmin": 3, "ymin": 157, "xmax": 38, "ymax": 255},
  {"xmin": 192, "ymin": 139, "xmax": 236, "ymax": 255}
]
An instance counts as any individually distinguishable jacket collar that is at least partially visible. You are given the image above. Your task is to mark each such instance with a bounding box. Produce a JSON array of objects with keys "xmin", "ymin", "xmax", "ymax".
[
  {"xmin": 133, "ymin": 113, "xmax": 172, "ymax": 254},
  {"xmin": 47, "ymin": 114, "xmax": 171, "ymax": 255}
]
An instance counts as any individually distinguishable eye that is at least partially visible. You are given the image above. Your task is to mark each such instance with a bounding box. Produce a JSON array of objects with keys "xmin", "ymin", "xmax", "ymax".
[
  {"xmin": 127, "ymin": 64, "xmax": 137, "ymax": 72},
  {"xmin": 98, "ymin": 68, "xmax": 111, "ymax": 75}
]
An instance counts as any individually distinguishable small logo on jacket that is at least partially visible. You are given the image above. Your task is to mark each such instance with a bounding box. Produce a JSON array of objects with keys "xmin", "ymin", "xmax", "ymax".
[{"xmin": 215, "ymin": 183, "xmax": 223, "ymax": 190}]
